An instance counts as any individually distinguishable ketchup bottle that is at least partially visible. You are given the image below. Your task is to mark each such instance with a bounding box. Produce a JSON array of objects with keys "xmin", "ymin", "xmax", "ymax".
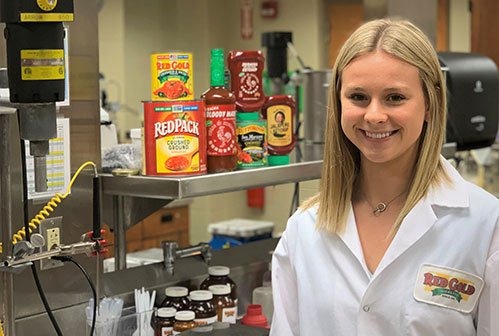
[
  {"xmin": 262, "ymin": 95, "xmax": 296, "ymax": 165},
  {"xmin": 227, "ymin": 50, "xmax": 266, "ymax": 112},
  {"xmin": 202, "ymin": 49, "xmax": 238, "ymax": 173}
]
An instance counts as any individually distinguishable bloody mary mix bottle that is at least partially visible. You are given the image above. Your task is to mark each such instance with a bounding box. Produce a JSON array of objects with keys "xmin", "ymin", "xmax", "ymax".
[{"xmin": 202, "ymin": 49, "xmax": 237, "ymax": 173}]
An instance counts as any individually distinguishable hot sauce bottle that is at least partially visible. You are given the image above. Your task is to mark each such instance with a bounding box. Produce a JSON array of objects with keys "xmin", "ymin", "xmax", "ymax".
[
  {"xmin": 227, "ymin": 50, "xmax": 266, "ymax": 112},
  {"xmin": 201, "ymin": 49, "xmax": 237, "ymax": 173}
]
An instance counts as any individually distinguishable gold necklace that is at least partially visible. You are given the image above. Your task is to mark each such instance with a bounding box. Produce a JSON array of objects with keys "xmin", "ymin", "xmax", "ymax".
[{"xmin": 364, "ymin": 190, "xmax": 407, "ymax": 216}]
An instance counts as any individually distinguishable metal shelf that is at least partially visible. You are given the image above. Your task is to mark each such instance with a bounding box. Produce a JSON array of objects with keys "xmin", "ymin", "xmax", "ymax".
[{"xmin": 101, "ymin": 160, "xmax": 322, "ymax": 199}]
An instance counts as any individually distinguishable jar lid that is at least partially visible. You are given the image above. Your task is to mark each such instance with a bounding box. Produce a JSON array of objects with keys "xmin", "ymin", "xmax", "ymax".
[
  {"xmin": 175, "ymin": 310, "xmax": 195, "ymax": 321},
  {"xmin": 268, "ymin": 155, "xmax": 290, "ymax": 166},
  {"xmin": 208, "ymin": 266, "xmax": 230, "ymax": 276},
  {"xmin": 190, "ymin": 290, "xmax": 213, "ymax": 301},
  {"xmin": 165, "ymin": 286, "xmax": 188, "ymax": 298},
  {"xmin": 236, "ymin": 112, "xmax": 260, "ymax": 121},
  {"xmin": 157, "ymin": 307, "xmax": 176, "ymax": 318},
  {"xmin": 208, "ymin": 285, "xmax": 231, "ymax": 295}
]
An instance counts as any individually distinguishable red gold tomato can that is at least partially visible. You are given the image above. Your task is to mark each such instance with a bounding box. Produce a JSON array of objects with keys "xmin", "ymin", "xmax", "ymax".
[
  {"xmin": 143, "ymin": 100, "xmax": 207, "ymax": 176},
  {"xmin": 151, "ymin": 53, "xmax": 194, "ymax": 101}
]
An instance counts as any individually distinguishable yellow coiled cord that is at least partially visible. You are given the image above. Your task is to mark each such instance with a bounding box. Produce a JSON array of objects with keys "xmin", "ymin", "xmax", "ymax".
[{"xmin": 11, "ymin": 161, "xmax": 97, "ymax": 245}]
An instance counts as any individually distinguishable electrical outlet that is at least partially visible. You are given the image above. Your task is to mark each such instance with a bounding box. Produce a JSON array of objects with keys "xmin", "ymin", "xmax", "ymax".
[{"xmin": 39, "ymin": 216, "xmax": 64, "ymax": 270}]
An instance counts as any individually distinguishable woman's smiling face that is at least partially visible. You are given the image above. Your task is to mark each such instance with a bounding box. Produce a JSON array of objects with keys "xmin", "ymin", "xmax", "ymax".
[{"xmin": 340, "ymin": 50, "xmax": 428, "ymax": 166}]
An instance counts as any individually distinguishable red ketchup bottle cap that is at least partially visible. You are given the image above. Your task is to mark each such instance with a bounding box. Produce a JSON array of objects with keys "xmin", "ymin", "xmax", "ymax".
[{"xmin": 241, "ymin": 304, "xmax": 269, "ymax": 328}]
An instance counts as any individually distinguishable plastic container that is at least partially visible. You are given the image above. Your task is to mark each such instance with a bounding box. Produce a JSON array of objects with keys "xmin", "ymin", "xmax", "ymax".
[
  {"xmin": 227, "ymin": 50, "xmax": 266, "ymax": 112},
  {"xmin": 252, "ymin": 286, "xmax": 273, "ymax": 325},
  {"xmin": 262, "ymin": 95, "xmax": 296, "ymax": 161},
  {"xmin": 241, "ymin": 304, "xmax": 268, "ymax": 328},
  {"xmin": 189, "ymin": 290, "xmax": 217, "ymax": 326},
  {"xmin": 201, "ymin": 48, "xmax": 237, "ymax": 173},
  {"xmin": 86, "ymin": 306, "xmax": 155, "ymax": 336},
  {"xmin": 155, "ymin": 307, "xmax": 176, "ymax": 336},
  {"xmin": 162, "ymin": 286, "xmax": 191, "ymax": 311},
  {"xmin": 207, "ymin": 219, "xmax": 274, "ymax": 250},
  {"xmin": 236, "ymin": 112, "xmax": 268, "ymax": 169},
  {"xmin": 208, "ymin": 285, "xmax": 237, "ymax": 324}
]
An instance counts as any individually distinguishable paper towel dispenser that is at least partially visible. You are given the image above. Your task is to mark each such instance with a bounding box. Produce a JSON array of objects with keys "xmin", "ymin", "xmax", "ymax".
[{"xmin": 438, "ymin": 52, "xmax": 498, "ymax": 150}]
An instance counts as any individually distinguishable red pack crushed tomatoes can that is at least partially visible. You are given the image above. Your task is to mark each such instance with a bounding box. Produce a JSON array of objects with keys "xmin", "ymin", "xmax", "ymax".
[
  {"xmin": 143, "ymin": 100, "xmax": 207, "ymax": 176},
  {"xmin": 151, "ymin": 53, "xmax": 194, "ymax": 101}
]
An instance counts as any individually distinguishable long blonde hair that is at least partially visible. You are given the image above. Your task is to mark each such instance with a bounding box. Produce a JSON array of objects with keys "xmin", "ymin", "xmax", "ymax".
[{"xmin": 302, "ymin": 19, "xmax": 449, "ymax": 234}]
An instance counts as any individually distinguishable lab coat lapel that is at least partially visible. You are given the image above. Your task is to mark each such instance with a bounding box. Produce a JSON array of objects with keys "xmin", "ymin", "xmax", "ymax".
[
  {"xmin": 373, "ymin": 198, "xmax": 437, "ymax": 278},
  {"xmin": 339, "ymin": 205, "xmax": 372, "ymax": 276}
]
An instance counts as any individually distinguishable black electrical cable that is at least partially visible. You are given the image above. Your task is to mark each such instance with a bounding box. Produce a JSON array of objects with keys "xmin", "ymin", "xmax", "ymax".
[
  {"xmin": 18, "ymin": 129, "xmax": 63, "ymax": 336},
  {"xmin": 53, "ymin": 256, "xmax": 97, "ymax": 336}
]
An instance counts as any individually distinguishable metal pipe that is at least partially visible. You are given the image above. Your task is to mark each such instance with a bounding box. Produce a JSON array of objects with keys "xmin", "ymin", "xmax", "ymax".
[
  {"xmin": 113, "ymin": 195, "xmax": 127, "ymax": 271},
  {"xmin": 0, "ymin": 107, "xmax": 17, "ymax": 336}
]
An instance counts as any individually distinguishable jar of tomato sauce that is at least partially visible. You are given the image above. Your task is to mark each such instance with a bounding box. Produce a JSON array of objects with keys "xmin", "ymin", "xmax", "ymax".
[
  {"xmin": 262, "ymin": 95, "xmax": 296, "ymax": 165},
  {"xmin": 227, "ymin": 50, "xmax": 266, "ymax": 112}
]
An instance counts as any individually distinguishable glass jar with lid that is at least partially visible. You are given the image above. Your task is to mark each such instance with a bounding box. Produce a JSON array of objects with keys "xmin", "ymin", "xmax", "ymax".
[
  {"xmin": 209, "ymin": 285, "xmax": 236, "ymax": 324},
  {"xmin": 200, "ymin": 266, "xmax": 238, "ymax": 315},
  {"xmin": 161, "ymin": 286, "xmax": 190, "ymax": 311},
  {"xmin": 173, "ymin": 310, "xmax": 196, "ymax": 335},
  {"xmin": 155, "ymin": 307, "xmax": 176, "ymax": 336},
  {"xmin": 189, "ymin": 290, "xmax": 217, "ymax": 326}
]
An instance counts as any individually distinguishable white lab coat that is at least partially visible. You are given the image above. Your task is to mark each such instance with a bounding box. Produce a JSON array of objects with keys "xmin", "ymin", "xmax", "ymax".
[{"xmin": 271, "ymin": 158, "xmax": 499, "ymax": 336}]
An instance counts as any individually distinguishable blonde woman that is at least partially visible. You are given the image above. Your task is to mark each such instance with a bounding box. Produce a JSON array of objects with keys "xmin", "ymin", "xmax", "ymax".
[{"xmin": 271, "ymin": 19, "xmax": 499, "ymax": 336}]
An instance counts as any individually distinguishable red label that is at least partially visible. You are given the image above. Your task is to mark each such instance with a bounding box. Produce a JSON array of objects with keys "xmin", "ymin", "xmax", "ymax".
[{"xmin": 206, "ymin": 104, "xmax": 236, "ymax": 156}]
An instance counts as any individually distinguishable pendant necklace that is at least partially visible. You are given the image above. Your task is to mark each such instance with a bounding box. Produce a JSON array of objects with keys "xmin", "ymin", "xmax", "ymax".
[{"xmin": 364, "ymin": 190, "xmax": 407, "ymax": 216}]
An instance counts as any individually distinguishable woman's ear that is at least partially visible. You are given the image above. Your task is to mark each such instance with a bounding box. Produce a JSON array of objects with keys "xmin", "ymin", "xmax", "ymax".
[{"xmin": 425, "ymin": 109, "xmax": 430, "ymax": 122}]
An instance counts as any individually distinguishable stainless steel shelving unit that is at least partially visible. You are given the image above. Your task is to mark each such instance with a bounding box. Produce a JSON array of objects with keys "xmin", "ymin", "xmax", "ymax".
[
  {"xmin": 101, "ymin": 160, "xmax": 322, "ymax": 199},
  {"xmin": 101, "ymin": 154, "xmax": 323, "ymax": 270}
]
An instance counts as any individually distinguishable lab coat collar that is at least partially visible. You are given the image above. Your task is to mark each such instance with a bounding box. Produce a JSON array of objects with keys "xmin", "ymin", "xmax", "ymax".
[
  {"xmin": 339, "ymin": 157, "xmax": 471, "ymax": 279},
  {"xmin": 425, "ymin": 157, "xmax": 470, "ymax": 209}
]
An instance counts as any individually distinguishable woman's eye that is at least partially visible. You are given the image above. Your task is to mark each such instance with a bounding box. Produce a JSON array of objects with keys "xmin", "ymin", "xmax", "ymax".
[
  {"xmin": 387, "ymin": 94, "xmax": 405, "ymax": 103},
  {"xmin": 348, "ymin": 93, "xmax": 367, "ymax": 101}
]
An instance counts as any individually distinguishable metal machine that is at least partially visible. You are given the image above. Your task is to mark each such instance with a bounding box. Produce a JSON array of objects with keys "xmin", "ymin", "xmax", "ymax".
[{"xmin": 0, "ymin": 1, "xmax": 105, "ymax": 335}]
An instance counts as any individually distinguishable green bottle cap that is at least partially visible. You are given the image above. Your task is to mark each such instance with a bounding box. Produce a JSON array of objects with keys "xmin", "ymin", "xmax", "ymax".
[
  {"xmin": 236, "ymin": 112, "xmax": 260, "ymax": 121},
  {"xmin": 211, "ymin": 48, "xmax": 225, "ymax": 87},
  {"xmin": 268, "ymin": 155, "xmax": 290, "ymax": 166}
]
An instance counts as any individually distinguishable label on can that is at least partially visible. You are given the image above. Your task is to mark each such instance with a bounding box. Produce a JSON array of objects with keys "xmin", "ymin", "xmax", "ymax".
[
  {"xmin": 151, "ymin": 53, "xmax": 193, "ymax": 101},
  {"xmin": 143, "ymin": 101, "xmax": 206, "ymax": 176},
  {"xmin": 206, "ymin": 104, "xmax": 236, "ymax": 156},
  {"xmin": 267, "ymin": 105, "xmax": 292, "ymax": 146},
  {"xmin": 21, "ymin": 49, "xmax": 65, "ymax": 80},
  {"xmin": 236, "ymin": 122, "xmax": 267, "ymax": 169}
]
